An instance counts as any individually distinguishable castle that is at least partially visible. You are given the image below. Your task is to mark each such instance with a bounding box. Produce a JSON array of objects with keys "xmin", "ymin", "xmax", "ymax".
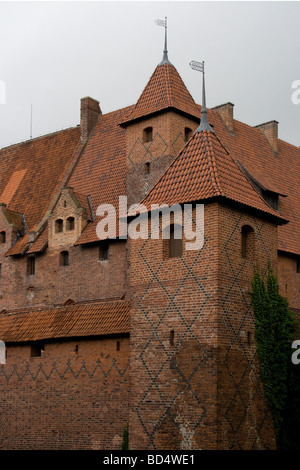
[{"xmin": 0, "ymin": 36, "xmax": 299, "ymax": 450}]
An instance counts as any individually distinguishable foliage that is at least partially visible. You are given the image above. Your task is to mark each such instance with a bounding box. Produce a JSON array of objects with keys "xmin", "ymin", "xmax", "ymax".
[
  {"xmin": 250, "ymin": 264, "xmax": 298, "ymax": 447},
  {"xmin": 121, "ymin": 423, "xmax": 129, "ymax": 450}
]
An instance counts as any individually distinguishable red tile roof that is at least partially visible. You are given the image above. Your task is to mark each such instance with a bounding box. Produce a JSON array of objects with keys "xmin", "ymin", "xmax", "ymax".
[
  {"xmin": 120, "ymin": 63, "xmax": 200, "ymax": 126},
  {"xmin": 0, "ymin": 300, "xmax": 130, "ymax": 343},
  {"xmin": 135, "ymin": 126, "xmax": 286, "ymax": 225},
  {"xmin": 0, "ymin": 127, "xmax": 81, "ymax": 255},
  {"xmin": 71, "ymin": 106, "xmax": 133, "ymax": 245},
  {"xmin": 205, "ymin": 108, "xmax": 300, "ymax": 254}
]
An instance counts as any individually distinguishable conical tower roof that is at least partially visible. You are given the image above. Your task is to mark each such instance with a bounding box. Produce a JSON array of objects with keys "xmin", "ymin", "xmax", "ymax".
[
  {"xmin": 134, "ymin": 128, "xmax": 287, "ymax": 224},
  {"xmin": 120, "ymin": 62, "xmax": 200, "ymax": 126}
]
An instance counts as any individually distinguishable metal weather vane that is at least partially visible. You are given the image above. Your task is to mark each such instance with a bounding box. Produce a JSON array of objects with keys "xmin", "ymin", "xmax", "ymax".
[
  {"xmin": 189, "ymin": 60, "xmax": 214, "ymax": 133},
  {"xmin": 155, "ymin": 17, "xmax": 172, "ymax": 65}
]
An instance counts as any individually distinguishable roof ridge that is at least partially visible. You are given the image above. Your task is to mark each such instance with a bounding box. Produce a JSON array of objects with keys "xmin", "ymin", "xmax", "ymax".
[{"xmin": 204, "ymin": 131, "xmax": 225, "ymax": 197}]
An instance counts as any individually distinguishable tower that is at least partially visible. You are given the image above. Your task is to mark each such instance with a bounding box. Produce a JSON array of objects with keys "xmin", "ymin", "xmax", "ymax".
[{"xmin": 128, "ymin": 59, "xmax": 286, "ymax": 449}]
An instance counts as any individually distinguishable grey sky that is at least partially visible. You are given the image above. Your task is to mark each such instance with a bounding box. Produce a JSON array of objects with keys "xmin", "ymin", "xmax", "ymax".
[{"xmin": 0, "ymin": 1, "xmax": 299, "ymax": 149}]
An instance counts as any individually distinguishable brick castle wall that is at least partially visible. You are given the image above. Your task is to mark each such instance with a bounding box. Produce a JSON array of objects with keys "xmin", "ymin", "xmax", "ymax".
[{"xmin": 0, "ymin": 336, "xmax": 129, "ymax": 450}]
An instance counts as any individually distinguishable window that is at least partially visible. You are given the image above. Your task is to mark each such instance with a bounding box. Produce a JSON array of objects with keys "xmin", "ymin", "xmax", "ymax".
[
  {"xmin": 170, "ymin": 330, "xmax": 175, "ymax": 346},
  {"xmin": 99, "ymin": 241, "xmax": 109, "ymax": 261},
  {"xmin": 296, "ymin": 258, "xmax": 300, "ymax": 273},
  {"xmin": 143, "ymin": 127, "xmax": 153, "ymax": 143},
  {"xmin": 241, "ymin": 225, "xmax": 255, "ymax": 259},
  {"xmin": 0, "ymin": 231, "xmax": 6, "ymax": 243},
  {"xmin": 27, "ymin": 256, "xmax": 35, "ymax": 276},
  {"xmin": 60, "ymin": 251, "xmax": 69, "ymax": 267},
  {"xmin": 164, "ymin": 224, "xmax": 183, "ymax": 259},
  {"xmin": 63, "ymin": 298, "xmax": 75, "ymax": 306},
  {"xmin": 66, "ymin": 216, "xmax": 75, "ymax": 231},
  {"xmin": 30, "ymin": 342, "xmax": 44, "ymax": 358},
  {"xmin": 145, "ymin": 162, "xmax": 150, "ymax": 175},
  {"xmin": 55, "ymin": 219, "xmax": 63, "ymax": 233},
  {"xmin": 184, "ymin": 127, "xmax": 192, "ymax": 142}
]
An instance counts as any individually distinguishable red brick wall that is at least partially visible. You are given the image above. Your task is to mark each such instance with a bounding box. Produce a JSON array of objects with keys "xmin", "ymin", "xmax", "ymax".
[
  {"xmin": 129, "ymin": 204, "xmax": 219, "ymax": 450},
  {"xmin": 125, "ymin": 112, "xmax": 198, "ymax": 205},
  {"xmin": 0, "ymin": 240, "xmax": 127, "ymax": 311},
  {"xmin": 0, "ymin": 336, "xmax": 129, "ymax": 450},
  {"xmin": 129, "ymin": 202, "xmax": 277, "ymax": 450},
  {"xmin": 217, "ymin": 205, "xmax": 277, "ymax": 450}
]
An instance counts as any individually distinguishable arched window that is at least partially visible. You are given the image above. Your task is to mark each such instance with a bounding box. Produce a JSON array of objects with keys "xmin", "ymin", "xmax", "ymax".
[
  {"xmin": 0, "ymin": 231, "xmax": 6, "ymax": 243},
  {"xmin": 145, "ymin": 161, "xmax": 150, "ymax": 175},
  {"xmin": 60, "ymin": 250, "xmax": 69, "ymax": 267},
  {"xmin": 241, "ymin": 225, "xmax": 255, "ymax": 259},
  {"xmin": 27, "ymin": 256, "xmax": 35, "ymax": 276},
  {"xmin": 184, "ymin": 127, "xmax": 192, "ymax": 142},
  {"xmin": 143, "ymin": 127, "xmax": 153, "ymax": 143},
  {"xmin": 66, "ymin": 216, "xmax": 75, "ymax": 231},
  {"xmin": 164, "ymin": 224, "xmax": 183, "ymax": 259},
  {"xmin": 63, "ymin": 298, "xmax": 75, "ymax": 306},
  {"xmin": 55, "ymin": 219, "xmax": 63, "ymax": 233}
]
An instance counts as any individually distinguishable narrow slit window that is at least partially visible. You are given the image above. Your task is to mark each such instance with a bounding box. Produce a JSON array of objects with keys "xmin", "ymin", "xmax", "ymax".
[
  {"xmin": 143, "ymin": 127, "xmax": 153, "ymax": 143},
  {"xmin": 170, "ymin": 330, "xmax": 175, "ymax": 346},
  {"xmin": 27, "ymin": 256, "xmax": 35, "ymax": 276},
  {"xmin": 169, "ymin": 224, "xmax": 183, "ymax": 258},
  {"xmin": 241, "ymin": 225, "xmax": 255, "ymax": 260},
  {"xmin": 60, "ymin": 251, "xmax": 69, "ymax": 267},
  {"xmin": 145, "ymin": 162, "xmax": 150, "ymax": 175},
  {"xmin": 0, "ymin": 231, "xmax": 6, "ymax": 243}
]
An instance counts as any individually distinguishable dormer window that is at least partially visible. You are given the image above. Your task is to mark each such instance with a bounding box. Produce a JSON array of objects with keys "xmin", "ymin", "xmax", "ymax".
[
  {"xmin": 143, "ymin": 127, "xmax": 153, "ymax": 143},
  {"xmin": 0, "ymin": 231, "xmax": 6, "ymax": 243},
  {"xmin": 55, "ymin": 219, "xmax": 63, "ymax": 233},
  {"xmin": 66, "ymin": 216, "xmax": 75, "ymax": 231},
  {"xmin": 184, "ymin": 127, "xmax": 192, "ymax": 142}
]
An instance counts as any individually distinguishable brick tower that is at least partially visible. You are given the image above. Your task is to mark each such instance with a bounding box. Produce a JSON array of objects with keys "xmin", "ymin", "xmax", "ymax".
[{"xmin": 128, "ymin": 91, "xmax": 287, "ymax": 448}]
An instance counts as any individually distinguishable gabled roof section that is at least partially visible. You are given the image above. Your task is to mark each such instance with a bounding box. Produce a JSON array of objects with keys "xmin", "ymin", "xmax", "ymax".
[
  {"xmin": 138, "ymin": 127, "xmax": 287, "ymax": 225},
  {"xmin": 0, "ymin": 300, "xmax": 130, "ymax": 343},
  {"xmin": 1, "ymin": 127, "xmax": 81, "ymax": 255},
  {"xmin": 120, "ymin": 62, "xmax": 200, "ymax": 126}
]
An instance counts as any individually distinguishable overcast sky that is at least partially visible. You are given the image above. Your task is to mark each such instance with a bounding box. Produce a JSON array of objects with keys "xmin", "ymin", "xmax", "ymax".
[{"xmin": 0, "ymin": 1, "xmax": 299, "ymax": 149}]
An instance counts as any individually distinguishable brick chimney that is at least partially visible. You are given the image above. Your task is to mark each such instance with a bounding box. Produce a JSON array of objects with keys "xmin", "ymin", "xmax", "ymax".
[
  {"xmin": 80, "ymin": 97, "xmax": 101, "ymax": 144},
  {"xmin": 255, "ymin": 120, "xmax": 278, "ymax": 154},
  {"xmin": 213, "ymin": 102, "xmax": 234, "ymax": 133}
]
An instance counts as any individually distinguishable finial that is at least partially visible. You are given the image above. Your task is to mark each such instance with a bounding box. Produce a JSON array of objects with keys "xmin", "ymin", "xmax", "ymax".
[
  {"xmin": 189, "ymin": 60, "xmax": 214, "ymax": 133},
  {"xmin": 155, "ymin": 17, "xmax": 172, "ymax": 66}
]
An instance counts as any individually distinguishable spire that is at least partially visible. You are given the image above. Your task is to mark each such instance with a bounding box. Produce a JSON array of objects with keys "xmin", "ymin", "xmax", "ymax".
[
  {"xmin": 189, "ymin": 60, "xmax": 214, "ymax": 133},
  {"xmin": 155, "ymin": 17, "xmax": 172, "ymax": 66}
]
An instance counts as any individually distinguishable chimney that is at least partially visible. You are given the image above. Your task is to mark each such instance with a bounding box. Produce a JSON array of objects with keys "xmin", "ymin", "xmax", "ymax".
[
  {"xmin": 213, "ymin": 102, "xmax": 234, "ymax": 133},
  {"xmin": 80, "ymin": 97, "xmax": 101, "ymax": 144},
  {"xmin": 255, "ymin": 120, "xmax": 278, "ymax": 154}
]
